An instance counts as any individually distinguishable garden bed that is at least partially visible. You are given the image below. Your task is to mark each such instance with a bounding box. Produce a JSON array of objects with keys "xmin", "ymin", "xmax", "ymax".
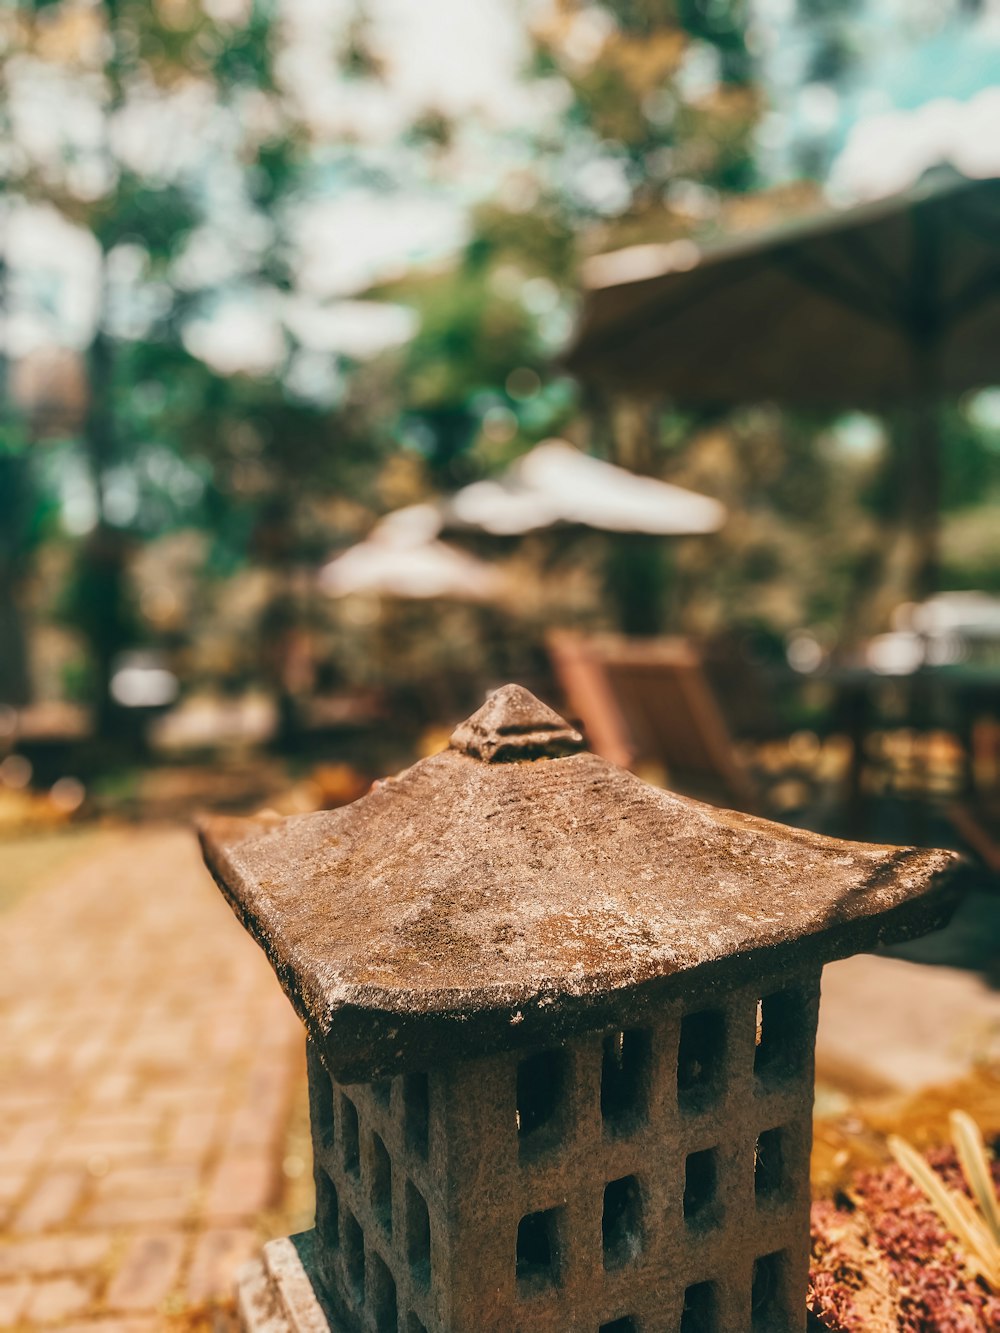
[{"xmin": 809, "ymin": 1067, "xmax": 1000, "ymax": 1331}]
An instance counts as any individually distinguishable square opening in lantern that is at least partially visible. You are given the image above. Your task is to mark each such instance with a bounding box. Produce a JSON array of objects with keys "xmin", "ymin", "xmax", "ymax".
[
  {"xmin": 755, "ymin": 1126, "xmax": 788, "ymax": 1203},
  {"xmin": 370, "ymin": 1132, "xmax": 392, "ymax": 1235},
  {"xmin": 316, "ymin": 1169, "xmax": 339, "ymax": 1250},
  {"xmin": 683, "ymin": 1147, "xmax": 720, "ymax": 1228},
  {"xmin": 369, "ymin": 1250, "xmax": 397, "ymax": 1333},
  {"xmin": 751, "ymin": 1251, "xmax": 789, "ymax": 1331},
  {"xmin": 403, "ymin": 1072, "xmax": 430, "ymax": 1159},
  {"xmin": 342, "ymin": 1207, "xmax": 365, "ymax": 1306},
  {"xmin": 601, "ymin": 1029, "xmax": 652, "ymax": 1135},
  {"xmin": 310, "ymin": 1054, "xmax": 335, "ymax": 1151},
  {"xmin": 405, "ymin": 1180, "xmax": 431, "ymax": 1286},
  {"xmin": 677, "ymin": 1009, "xmax": 726, "ymax": 1111},
  {"xmin": 755, "ymin": 990, "xmax": 809, "ymax": 1084},
  {"xmin": 599, "ymin": 1319, "xmax": 637, "ymax": 1333},
  {"xmin": 681, "ymin": 1280, "xmax": 717, "ymax": 1333},
  {"xmin": 341, "ymin": 1094, "xmax": 360, "ymax": 1178},
  {"xmin": 371, "ymin": 1078, "xmax": 392, "ymax": 1110},
  {"xmin": 516, "ymin": 1207, "xmax": 561, "ymax": 1288},
  {"xmin": 602, "ymin": 1175, "xmax": 643, "ymax": 1270},
  {"xmin": 516, "ymin": 1049, "xmax": 568, "ymax": 1150}
]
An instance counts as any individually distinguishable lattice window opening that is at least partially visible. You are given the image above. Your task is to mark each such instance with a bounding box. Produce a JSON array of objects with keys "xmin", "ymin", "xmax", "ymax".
[
  {"xmin": 310, "ymin": 1052, "xmax": 336, "ymax": 1152},
  {"xmin": 602, "ymin": 1175, "xmax": 643, "ymax": 1271},
  {"xmin": 372, "ymin": 1078, "xmax": 393, "ymax": 1110},
  {"xmin": 677, "ymin": 1010, "xmax": 726, "ymax": 1112},
  {"xmin": 405, "ymin": 1180, "xmax": 431, "ymax": 1287},
  {"xmin": 341, "ymin": 1094, "xmax": 361, "ymax": 1179},
  {"xmin": 751, "ymin": 1251, "xmax": 789, "ymax": 1331},
  {"xmin": 516, "ymin": 1207, "xmax": 562, "ymax": 1288},
  {"xmin": 680, "ymin": 1280, "xmax": 717, "ymax": 1333},
  {"xmin": 754, "ymin": 1126, "xmax": 789, "ymax": 1203},
  {"xmin": 342, "ymin": 1208, "xmax": 365, "ymax": 1308},
  {"xmin": 600, "ymin": 1318, "xmax": 638, "ymax": 1332},
  {"xmin": 683, "ymin": 1148, "xmax": 720, "ymax": 1229},
  {"xmin": 316, "ymin": 1168, "xmax": 340, "ymax": 1252},
  {"xmin": 405, "ymin": 1314, "xmax": 428, "ymax": 1333},
  {"xmin": 369, "ymin": 1132, "xmax": 393, "ymax": 1236},
  {"xmin": 403, "ymin": 1072, "xmax": 430, "ymax": 1159},
  {"xmin": 516, "ymin": 1049, "xmax": 569, "ymax": 1150},
  {"xmin": 601, "ymin": 1029, "xmax": 652, "ymax": 1136},
  {"xmin": 369, "ymin": 1249, "xmax": 398, "ymax": 1333},
  {"xmin": 755, "ymin": 989, "xmax": 810, "ymax": 1084}
]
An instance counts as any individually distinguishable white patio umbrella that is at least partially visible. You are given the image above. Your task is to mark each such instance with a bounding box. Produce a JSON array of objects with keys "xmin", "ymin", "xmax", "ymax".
[
  {"xmin": 432, "ymin": 439, "xmax": 725, "ymax": 636},
  {"xmin": 440, "ymin": 439, "xmax": 726, "ymax": 537},
  {"xmin": 319, "ymin": 509, "xmax": 510, "ymax": 711},
  {"xmin": 319, "ymin": 507, "xmax": 505, "ymax": 603}
]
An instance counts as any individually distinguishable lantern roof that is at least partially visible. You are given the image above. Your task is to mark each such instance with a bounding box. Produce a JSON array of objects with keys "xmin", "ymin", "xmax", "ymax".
[{"xmin": 199, "ymin": 685, "xmax": 961, "ymax": 1081}]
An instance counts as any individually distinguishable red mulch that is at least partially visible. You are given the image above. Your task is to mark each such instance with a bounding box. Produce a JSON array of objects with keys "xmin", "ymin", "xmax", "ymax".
[{"xmin": 809, "ymin": 1147, "xmax": 1000, "ymax": 1331}]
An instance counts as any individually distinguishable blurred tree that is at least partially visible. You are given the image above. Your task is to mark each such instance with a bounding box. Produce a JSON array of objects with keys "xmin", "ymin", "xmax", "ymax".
[
  {"xmin": 0, "ymin": 454, "xmax": 37, "ymax": 707},
  {"xmin": 383, "ymin": 214, "xmax": 575, "ymax": 486},
  {"xmin": 751, "ymin": 0, "xmax": 997, "ymax": 182},
  {"xmin": 385, "ymin": 0, "xmax": 763, "ymax": 496},
  {"xmin": 1, "ymin": 0, "xmax": 390, "ymax": 740},
  {"xmin": 0, "ymin": 42, "xmax": 34, "ymax": 707},
  {"xmin": 4, "ymin": 0, "xmax": 997, "ymax": 723}
]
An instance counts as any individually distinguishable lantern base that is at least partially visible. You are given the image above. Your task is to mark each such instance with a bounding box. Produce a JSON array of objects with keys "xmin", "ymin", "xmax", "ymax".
[{"xmin": 237, "ymin": 1232, "xmax": 338, "ymax": 1333}]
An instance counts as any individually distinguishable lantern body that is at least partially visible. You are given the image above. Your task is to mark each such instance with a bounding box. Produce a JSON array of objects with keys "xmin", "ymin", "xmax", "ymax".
[{"xmin": 307, "ymin": 972, "xmax": 820, "ymax": 1333}]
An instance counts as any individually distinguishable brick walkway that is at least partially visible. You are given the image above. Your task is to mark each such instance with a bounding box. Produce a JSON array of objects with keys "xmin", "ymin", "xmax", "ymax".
[{"xmin": 0, "ymin": 827, "xmax": 307, "ymax": 1331}]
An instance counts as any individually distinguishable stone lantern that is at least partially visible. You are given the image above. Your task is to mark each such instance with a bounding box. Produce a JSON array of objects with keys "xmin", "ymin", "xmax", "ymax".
[{"xmin": 199, "ymin": 686, "xmax": 961, "ymax": 1333}]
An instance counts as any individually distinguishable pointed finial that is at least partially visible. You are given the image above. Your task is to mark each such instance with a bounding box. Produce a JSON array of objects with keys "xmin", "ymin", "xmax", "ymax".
[{"xmin": 449, "ymin": 684, "xmax": 584, "ymax": 763}]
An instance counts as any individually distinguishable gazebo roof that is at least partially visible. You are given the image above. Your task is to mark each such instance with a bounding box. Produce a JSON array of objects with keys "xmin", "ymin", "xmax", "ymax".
[
  {"xmin": 565, "ymin": 169, "xmax": 1000, "ymax": 406},
  {"xmin": 199, "ymin": 686, "xmax": 961, "ymax": 1081}
]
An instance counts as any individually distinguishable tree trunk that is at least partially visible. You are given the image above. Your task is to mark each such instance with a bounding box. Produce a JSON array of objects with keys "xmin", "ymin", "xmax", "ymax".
[
  {"xmin": 81, "ymin": 326, "xmax": 132, "ymax": 740},
  {"xmin": 0, "ymin": 561, "xmax": 31, "ymax": 707},
  {"xmin": 606, "ymin": 535, "xmax": 670, "ymax": 637},
  {"xmin": 0, "ymin": 455, "xmax": 33, "ymax": 707},
  {"xmin": 899, "ymin": 398, "xmax": 940, "ymax": 603}
]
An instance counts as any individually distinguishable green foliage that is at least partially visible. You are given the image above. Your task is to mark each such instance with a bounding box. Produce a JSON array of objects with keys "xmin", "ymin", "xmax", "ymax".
[
  {"xmin": 677, "ymin": 0, "xmax": 752, "ymax": 84},
  {"xmin": 5, "ymin": 0, "xmax": 997, "ymax": 711},
  {"xmin": 0, "ymin": 420, "xmax": 32, "ymax": 459},
  {"xmin": 405, "ymin": 275, "xmax": 537, "ymax": 410},
  {"xmin": 59, "ymin": 527, "xmax": 140, "ymax": 656},
  {"xmin": 944, "ymin": 404, "xmax": 1000, "ymax": 510},
  {"xmin": 94, "ymin": 178, "xmax": 199, "ymax": 258},
  {"xmin": 470, "ymin": 204, "xmax": 577, "ymax": 285},
  {"xmin": 0, "ymin": 0, "xmax": 313, "ymax": 713},
  {"xmin": 210, "ymin": 3, "xmax": 278, "ymax": 92}
]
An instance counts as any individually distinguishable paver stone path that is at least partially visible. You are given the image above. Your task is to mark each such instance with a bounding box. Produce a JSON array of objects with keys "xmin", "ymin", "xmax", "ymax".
[{"xmin": 0, "ymin": 827, "xmax": 306, "ymax": 1331}]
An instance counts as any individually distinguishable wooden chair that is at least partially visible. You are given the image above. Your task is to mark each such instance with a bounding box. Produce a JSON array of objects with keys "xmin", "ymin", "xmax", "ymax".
[{"xmin": 546, "ymin": 629, "xmax": 758, "ymax": 811}]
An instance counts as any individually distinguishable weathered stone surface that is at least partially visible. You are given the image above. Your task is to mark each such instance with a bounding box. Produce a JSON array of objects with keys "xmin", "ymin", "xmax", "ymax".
[
  {"xmin": 200, "ymin": 686, "xmax": 962, "ymax": 1084},
  {"xmin": 212, "ymin": 686, "xmax": 969, "ymax": 1333},
  {"xmin": 448, "ymin": 682, "xmax": 584, "ymax": 761},
  {"xmin": 237, "ymin": 1236, "xmax": 336, "ymax": 1333},
  {"xmin": 305, "ymin": 972, "xmax": 822, "ymax": 1333}
]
